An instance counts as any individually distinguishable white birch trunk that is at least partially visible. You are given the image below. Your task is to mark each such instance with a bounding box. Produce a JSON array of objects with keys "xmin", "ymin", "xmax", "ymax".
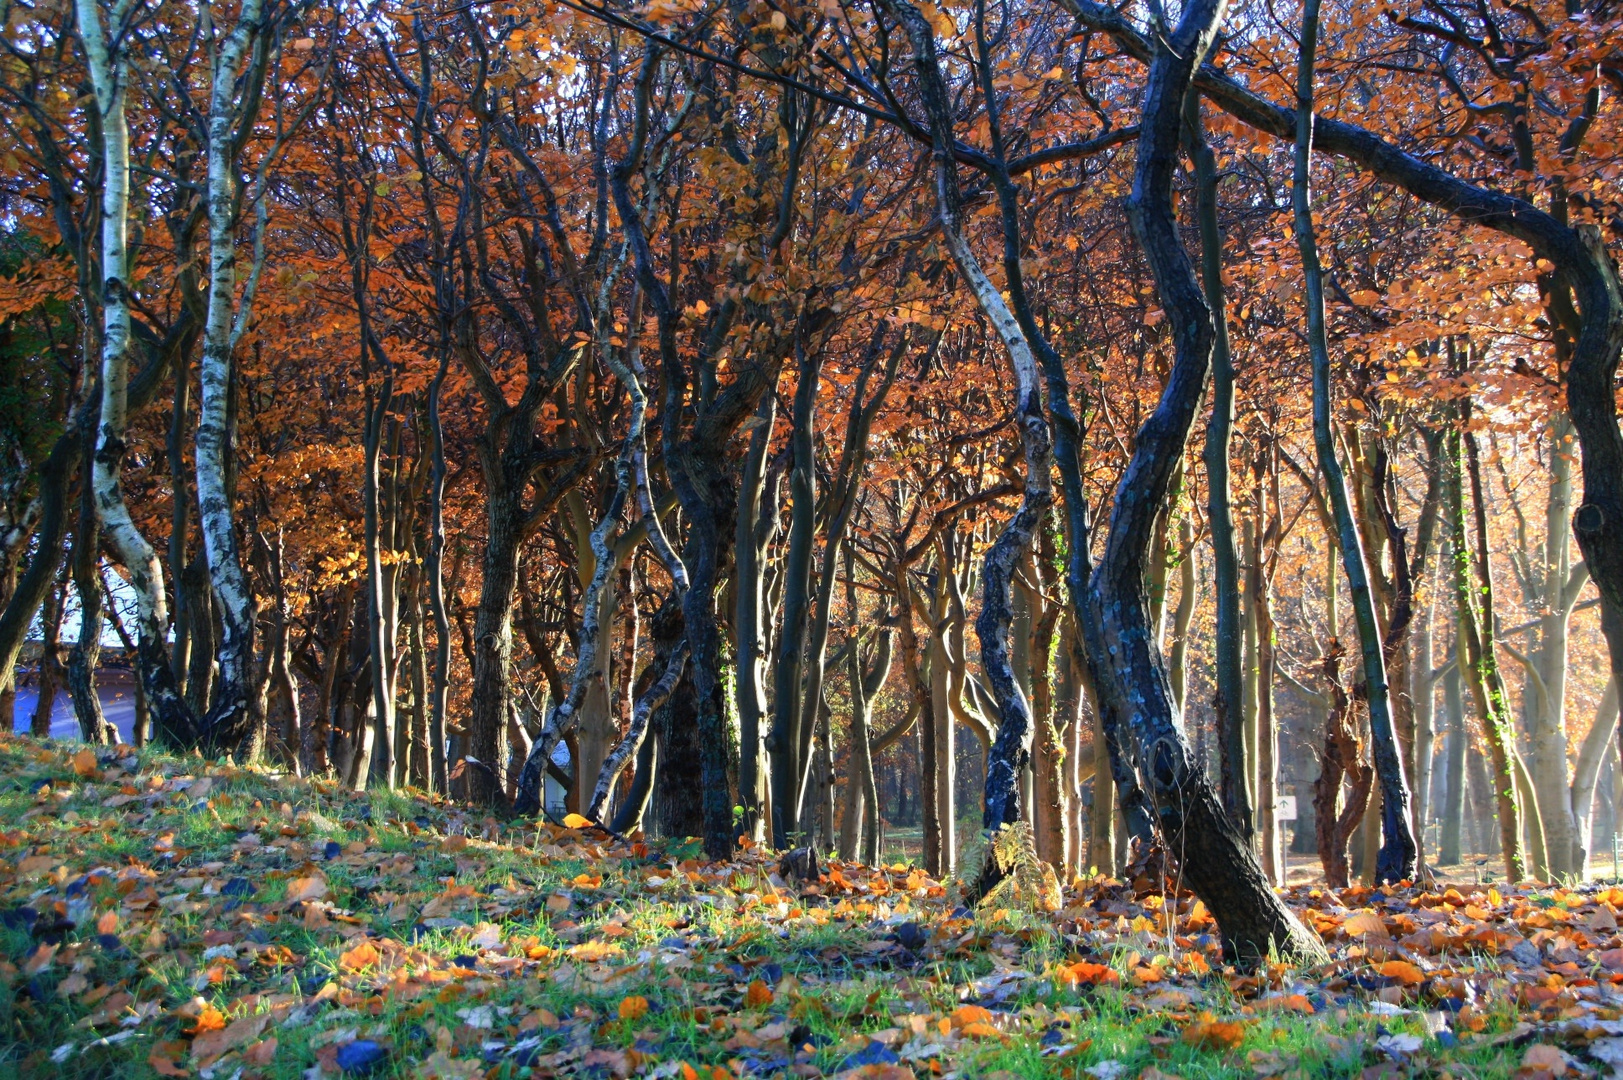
[
  {"xmin": 194, "ymin": 0, "xmax": 267, "ymax": 748},
  {"xmin": 78, "ymin": 0, "xmax": 196, "ymax": 746}
]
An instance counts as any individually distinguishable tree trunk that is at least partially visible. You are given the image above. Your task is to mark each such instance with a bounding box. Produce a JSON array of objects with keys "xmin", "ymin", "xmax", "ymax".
[
  {"xmin": 1412, "ymin": 594, "xmax": 1437, "ymax": 860},
  {"xmin": 1190, "ymin": 103, "xmax": 1249, "ymax": 840},
  {"xmin": 31, "ymin": 574, "xmax": 66, "ymax": 737},
  {"xmin": 1083, "ymin": 0, "xmax": 1327, "ymax": 964},
  {"xmin": 734, "ymin": 391, "xmax": 776, "ymax": 842},
  {"xmin": 68, "ymin": 486, "xmax": 117, "ymax": 745},
  {"xmin": 0, "ymin": 433, "xmax": 76, "ymax": 716},
  {"xmin": 1572, "ymin": 679, "xmax": 1619, "ymax": 875},
  {"xmin": 1439, "ymin": 649, "xmax": 1468, "ymax": 865},
  {"xmin": 1294, "ymin": 2, "xmax": 1416, "ymax": 883},
  {"xmin": 1451, "ymin": 418, "xmax": 1525, "ymax": 881},
  {"xmin": 1525, "ymin": 414, "xmax": 1585, "ymax": 877},
  {"xmin": 194, "ymin": 0, "xmax": 267, "ymax": 753},
  {"xmin": 77, "ymin": 0, "xmax": 195, "ymax": 748},
  {"xmin": 1252, "ymin": 467, "xmax": 1281, "ymax": 884},
  {"xmin": 1315, "ymin": 642, "xmax": 1373, "ymax": 889},
  {"xmin": 895, "ymin": 555, "xmax": 943, "ymax": 875}
]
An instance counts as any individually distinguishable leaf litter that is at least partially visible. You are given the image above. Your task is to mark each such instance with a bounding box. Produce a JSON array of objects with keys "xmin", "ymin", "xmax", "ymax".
[{"xmin": 1, "ymin": 735, "xmax": 1620, "ymax": 1078}]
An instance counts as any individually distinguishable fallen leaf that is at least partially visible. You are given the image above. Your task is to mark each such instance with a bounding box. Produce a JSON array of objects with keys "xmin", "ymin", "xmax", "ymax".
[
  {"xmin": 340, "ymin": 941, "xmax": 381, "ymax": 970},
  {"xmin": 148, "ymin": 1053, "xmax": 189, "ymax": 1077},
  {"xmin": 1376, "ymin": 960, "xmax": 1425, "ymax": 986},
  {"xmin": 745, "ymin": 979, "xmax": 774, "ymax": 1008},
  {"xmin": 72, "ymin": 749, "xmax": 98, "ymax": 777},
  {"xmin": 1342, "ymin": 912, "xmax": 1390, "ymax": 938},
  {"xmin": 1182, "ymin": 1013, "xmax": 1248, "ymax": 1052},
  {"xmin": 619, "ymin": 994, "xmax": 650, "ymax": 1021},
  {"xmin": 285, "ymin": 873, "xmax": 328, "ymax": 902},
  {"xmin": 191, "ymin": 1013, "xmax": 268, "ymax": 1063},
  {"xmin": 1520, "ymin": 1043, "xmax": 1569, "ymax": 1076}
]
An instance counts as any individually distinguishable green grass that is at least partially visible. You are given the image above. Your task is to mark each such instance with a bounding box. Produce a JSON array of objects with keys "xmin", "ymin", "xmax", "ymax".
[{"xmin": 0, "ymin": 735, "xmax": 1577, "ymax": 1080}]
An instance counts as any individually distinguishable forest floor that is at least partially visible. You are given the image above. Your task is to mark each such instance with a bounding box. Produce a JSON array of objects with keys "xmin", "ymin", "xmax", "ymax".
[{"xmin": 2, "ymin": 736, "xmax": 1620, "ymax": 1080}]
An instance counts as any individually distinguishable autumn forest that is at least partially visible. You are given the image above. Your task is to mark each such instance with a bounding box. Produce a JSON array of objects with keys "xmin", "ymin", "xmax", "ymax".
[{"xmin": 4, "ymin": 0, "xmax": 1623, "ymax": 1004}]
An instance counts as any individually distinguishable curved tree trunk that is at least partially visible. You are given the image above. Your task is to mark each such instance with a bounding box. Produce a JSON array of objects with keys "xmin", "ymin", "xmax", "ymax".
[
  {"xmin": 77, "ymin": 0, "xmax": 195, "ymax": 748},
  {"xmin": 1082, "ymin": 0, "xmax": 1326, "ymax": 964}
]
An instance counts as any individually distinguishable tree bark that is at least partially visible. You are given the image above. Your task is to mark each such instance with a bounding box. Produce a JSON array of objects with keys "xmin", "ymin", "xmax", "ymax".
[
  {"xmin": 77, "ymin": 0, "xmax": 196, "ymax": 748},
  {"xmin": 1294, "ymin": 0, "xmax": 1416, "ymax": 883},
  {"xmin": 734, "ymin": 391, "xmax": 777, "ymax": 842},
  {"xmin": 1080, "ymin": 0, "xmax": 1326, "ymax": 964},
  {"xmin": 1188, "ymin": 88, "xmax": 1249, "ymax": 842},
  {"xmin": 1315, "ymin": 642, "xmax": 1374, "ymax": 889},
  {"xmin": 1450, "ymin": 418, "xmax": 1525, "ymax": 881},
  {"xmin": 1439, "ymin": 643, "xmax": 1468, "ymax": 866},
  {"xmin": 194, "ymin": 0, "xmax": 270, "ymax": 753}
]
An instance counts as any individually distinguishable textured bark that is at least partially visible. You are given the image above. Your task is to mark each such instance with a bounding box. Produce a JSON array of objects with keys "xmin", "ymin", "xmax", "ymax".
[
  {"xmin": 839, "ymin": 553, "xmax": 893, "ymax": 865},
  {"xmin": 734, "ymin": 391, "xmax": 777, "ymax": 841},
  {"xmin": 0, "ymin": 433, "xmax": 75, "ymax": 708},
  {"xmin": 767, "ymin": 336, "xmax": 821, "ymax": 848},
  {"xmin": 68, "ymin": 481, "xmax": 117, "ymax": 746},
  {"xmin": 77, "ymin": 0, "xmax": 196, "ymax": 748},
  {"xmin": 1314, "ymin": 643, "xmax": 1373, "ymax": 889},
  {"xmin": 1167, "ymin": 516, "xmax": 1197, "ymax": 714},
  {"xmin": 1451, "ymin": 422, "xmax": 1525, "ymax": 881},
  {"xmin": 1573, "ymin": 679, "xmax": 1619, "ymax": 875},
  {"xmin": 585, "ymin": 640, "xmax": 687, "ymax": 821},
  {"xmin": 1188, "ymin": 108, "xmax": 1247, "ymax": 837},
  {"xmin": 194, "ymin": 0, "xmax": 270, "ymax": 754},
  {"xmin": 1081, "ymin": 0, "xmax": 1326, "ymax": 965},
  {"xmin": 1413, "ymin": 598, "xmax": 1438, "ymax": 855},
  {"xmin": 895, "ymin": 555, "xmax": 943, "ymax": 875},
  {"xmin": 1294, "ymin": 0, "xmax": 1416, "ymax": 883},
  {"xmin": 31, "ymin": 574, "xmax": 65, "ymax": 737},
  {"xmin": 1516, "ymin": 415, "xmax": 1586, "ymax": 877},
  {"xmin": 1059, "ymin": 0, "xmax": 1623, "ymax": 702},
  {"xmin": 1251, "ymin": 460, "xmax": 1281, "ymax": 884},
  {"xmin": 1439, "ymin": 648, "xmax": 1468, "ymax": 865},
  {"xmin": 1030, "ymin": 536, "xmax": 1066, "ymax": 869}
]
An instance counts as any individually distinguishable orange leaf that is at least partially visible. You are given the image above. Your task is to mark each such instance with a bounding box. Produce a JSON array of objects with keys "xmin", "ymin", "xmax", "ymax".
[
  {"xmin": 340, "ymin": 941, "xmax": 381, "ymax": 970},
  {"xmin": 72, "ymin": 749, "xmax": 98, "ymax": 778},
  {"xmin": 619, "ymin": 995, "xmax": 650, "ymax": 1021},
  {"xmin": 951, "ymin": 1004, "xmax": 994, "ymax": 1027},
  {"xmin": 1057, "ymin": 961, "xmax": 1119, "ymax": 986},
  {"xmin": 744, "ymin": 980, "xmax": 774, "ymax": 1008},
  {"xmin": 1182, "ymin": 1013, "xmax": 1248, "ymax": 1052},
  {"xmin": 1376, "ymin": 960, "xmax": 1425, "ymax": 986},
  {"xmin": 185, "ymin": 1004, "xmax": 227, "ymax": 1036},
  {"xmin": 1341, "ymin": 911, "xmax": 1390, "ymax": 938}
]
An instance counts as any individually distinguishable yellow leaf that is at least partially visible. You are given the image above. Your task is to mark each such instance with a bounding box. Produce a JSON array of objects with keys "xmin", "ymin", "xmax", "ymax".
[{"xmin": 562, "ymin": 813, "xmax": 591, "ymax": 829}]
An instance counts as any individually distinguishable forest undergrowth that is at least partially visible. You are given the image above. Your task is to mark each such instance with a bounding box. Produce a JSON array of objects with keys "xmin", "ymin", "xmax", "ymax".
[{"xmin": 3, "ymin": 733, "xmax": 1620, "ymax": 1080}]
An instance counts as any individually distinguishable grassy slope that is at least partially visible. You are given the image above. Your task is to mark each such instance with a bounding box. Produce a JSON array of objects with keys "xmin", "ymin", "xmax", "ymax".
[{"xmin": 0, "ymin": 734, "xmax": 1601, "ymax": 1080}]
